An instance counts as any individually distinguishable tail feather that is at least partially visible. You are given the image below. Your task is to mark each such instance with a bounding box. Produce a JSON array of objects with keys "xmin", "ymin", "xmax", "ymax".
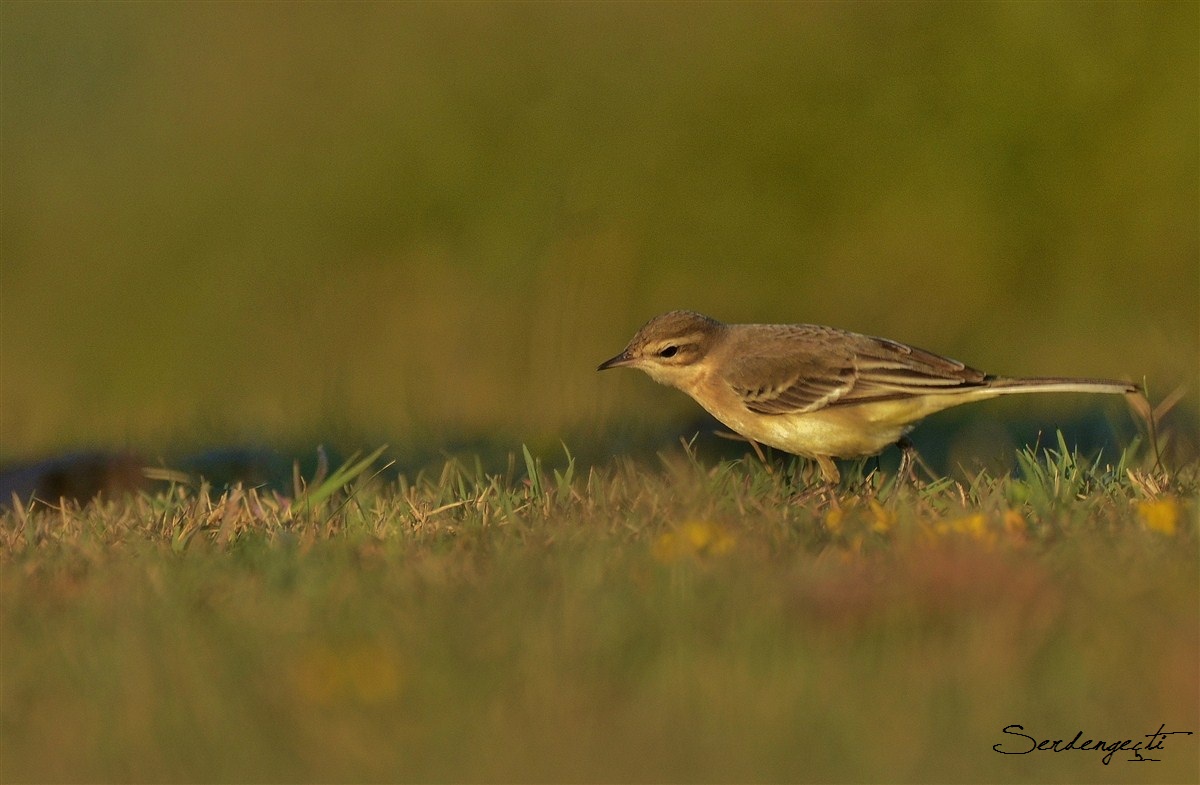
[{"xmin": 985, "ymin": 376, "xmax": 1139, "ymax": 396}]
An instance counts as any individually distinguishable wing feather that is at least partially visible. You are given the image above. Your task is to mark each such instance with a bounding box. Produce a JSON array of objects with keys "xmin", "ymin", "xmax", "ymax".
[{"xmin": 722, "ymin": 327, "xmax": 989, "ymax": 415}]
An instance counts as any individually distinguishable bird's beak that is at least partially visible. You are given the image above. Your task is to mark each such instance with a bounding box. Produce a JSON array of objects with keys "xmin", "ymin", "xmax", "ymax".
[{"xmin": 597, "ymin": 351, "xmax": 635, "ymax": 371}]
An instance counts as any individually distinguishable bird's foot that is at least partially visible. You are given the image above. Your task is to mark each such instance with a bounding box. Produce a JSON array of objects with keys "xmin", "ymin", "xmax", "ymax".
[
  {"xmin": 896, "ymin": 436, "xmax": 918, "ymax": 486},
  {"xmin": 784, "ymin": 456, "xmax": 842, "ymax": 508}
]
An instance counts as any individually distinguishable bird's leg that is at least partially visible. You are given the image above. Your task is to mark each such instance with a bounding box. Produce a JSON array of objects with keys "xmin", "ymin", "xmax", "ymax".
[
  {"xmin": 815, "ymin": 455, "xmax": 840, "ymax": 486},
  {"xmin": 813, "ymin": 455, "xmax": 842, "ymax": 509},
  {"xmin": 746, "ymin": 437, "xmax": 771, "ymax": 472},
  {"xmin": 895, "ymin": 436, "xmax": 919, "ymax": 485},
  {"xmin": 788, "ymin": 456, "xmax": 840, "ymax": 507}
]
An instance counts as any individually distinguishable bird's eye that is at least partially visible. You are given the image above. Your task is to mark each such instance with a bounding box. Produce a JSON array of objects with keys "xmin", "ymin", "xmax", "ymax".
[{"xmin": 658, "ymin": 345, "xmax": 679, "ymax": 358}]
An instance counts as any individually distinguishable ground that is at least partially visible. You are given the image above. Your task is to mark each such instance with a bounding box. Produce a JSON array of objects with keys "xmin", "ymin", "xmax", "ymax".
[{"xmin": 1, "ymin": 441, "xmax": 1196, "ymax": 783}]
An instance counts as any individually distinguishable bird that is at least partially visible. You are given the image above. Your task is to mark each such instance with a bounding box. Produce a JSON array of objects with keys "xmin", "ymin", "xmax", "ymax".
[{"xmin": 597, "ymin": 310, "xmax": 1139, "ymax": 484}]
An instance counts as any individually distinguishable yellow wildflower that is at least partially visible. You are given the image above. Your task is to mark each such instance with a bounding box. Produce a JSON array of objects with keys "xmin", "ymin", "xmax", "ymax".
[
  {"xmin": 868, "ymin": 499, "xmax": 896, "ymax": 534},
  {"xmin": 653, "ymin": 520, "xmax": 735, "ymax": 563},
  {"xmin": 291, "ymin": 642, "xmax": 404, "ymax": 705},
  {"xmin": 932, "ymin": 513, "xmax": 995, "ymax": 546},
  {"xmin": 1138, "ymin": 498, "xmax": 1179, "ymax": 537},
  {"xmin": 824, "ymin": 507, "xmax": 845, "ymax": 536}
]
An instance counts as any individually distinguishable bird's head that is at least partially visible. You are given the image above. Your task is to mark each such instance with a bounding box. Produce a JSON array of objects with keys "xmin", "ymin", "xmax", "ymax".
[{"xmin": 597, "ymin": 310, "xmax": 725, "ymax": 388}]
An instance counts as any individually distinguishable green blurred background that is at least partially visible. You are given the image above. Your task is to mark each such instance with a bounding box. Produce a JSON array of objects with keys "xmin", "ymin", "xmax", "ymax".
[{"xmin": 2, "ymin": 2, "xmax": 1197, "ymax": 466}]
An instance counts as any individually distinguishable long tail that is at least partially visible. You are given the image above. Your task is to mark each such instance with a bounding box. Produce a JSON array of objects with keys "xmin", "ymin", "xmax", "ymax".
[{"xmin": 985, "ymin": 376, "xmax": 1139, "ymax": 396}]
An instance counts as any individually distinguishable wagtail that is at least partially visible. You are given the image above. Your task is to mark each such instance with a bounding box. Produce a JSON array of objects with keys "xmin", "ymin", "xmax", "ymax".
[{"xmin": 598, "ymin": 310, "xmax": 1138, "ymax": 483}]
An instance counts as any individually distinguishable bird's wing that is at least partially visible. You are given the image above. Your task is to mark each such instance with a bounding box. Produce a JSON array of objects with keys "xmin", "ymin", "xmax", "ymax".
[
  {"xmin": 846, "ymin": 335, "xmax": 989, "ymax": 399},
  {"xmin": 723, "ymin": 326, "xmax": 988, "ymax": 416}
]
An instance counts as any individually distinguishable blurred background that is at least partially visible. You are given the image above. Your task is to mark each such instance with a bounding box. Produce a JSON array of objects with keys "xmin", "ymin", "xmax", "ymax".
[{"xmin": 2, "ymin": 2, "xmax": 1197, "ymax": 472}]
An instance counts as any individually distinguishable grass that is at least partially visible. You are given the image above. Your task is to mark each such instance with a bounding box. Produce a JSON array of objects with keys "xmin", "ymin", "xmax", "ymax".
[{"xmin": 2, "ymin": 439, "xmax": 1196, "ymax": 783}]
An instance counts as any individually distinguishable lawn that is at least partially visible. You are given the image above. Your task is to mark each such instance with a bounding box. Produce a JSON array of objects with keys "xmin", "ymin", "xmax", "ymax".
[{"xmin": 2, "ymin": 441, "xmax": 1195, "ymax": 783}]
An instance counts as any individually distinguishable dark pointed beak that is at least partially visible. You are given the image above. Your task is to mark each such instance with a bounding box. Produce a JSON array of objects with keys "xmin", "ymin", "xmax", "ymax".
[{"xmin": 597, "ymin": 351, "xmax": 634, "ymax": 371}]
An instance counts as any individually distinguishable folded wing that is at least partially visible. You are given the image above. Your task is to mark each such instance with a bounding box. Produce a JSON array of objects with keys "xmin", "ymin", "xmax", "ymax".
[{"xmin": 724, "ymin": 326, "xmax": 989, "ymax": 415}]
